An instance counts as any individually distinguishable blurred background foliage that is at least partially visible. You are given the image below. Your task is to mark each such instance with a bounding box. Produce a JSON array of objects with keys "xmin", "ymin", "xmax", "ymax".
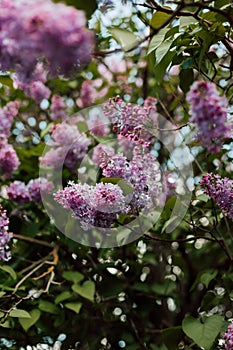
[{"xmin": 0, "ymin": 0, "xmax": 232, "ymax": 349}]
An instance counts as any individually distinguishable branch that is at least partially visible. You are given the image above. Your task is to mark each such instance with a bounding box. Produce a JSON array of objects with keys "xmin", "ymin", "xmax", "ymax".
[
  {"xmin": 13, "ymin": 233, "xmax": 53, "ymax": 248},
  {"xmin": 143, "ymin": 233, "xmax": 216, "ymax": 243}
]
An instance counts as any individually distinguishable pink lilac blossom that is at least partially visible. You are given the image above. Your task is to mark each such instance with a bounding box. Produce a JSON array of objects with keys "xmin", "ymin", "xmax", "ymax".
[
  {"xmin": 0, "ymin": 205, "xmax": 12, "ymax": 261},
  {"xmin": 223, "ymin": 322, "xmax": 233, "ymax": 350},
  {"xmin": 0, "ymin": 141, "xmax": 20, "ymax": 176},
  {"xmin": 13, "ymin": 62, "xmax": 51, "ymax": 102},
  {"xmin": 80, "ymin": 80, "xmax": 96, "ymax": 107},
  {"xmin": 101, "ymin": 148, "xmax": 163, "ymax": 211},
  {"xmin": 54, "ymin": 181, "xmax": 127, "ymax": 230},
  {"xmin": 187, "ymin": 81, "xmax": 231, "ymax": 153},
  {"xmin": 40, "ymin": 123, "xmax": 91, "ymax": 172},
  {"xmin": 104, "ymin": 96, "xmax": 158, "ymax": 148},
  {"xmin": 200, "ymin": 173, "xmax": 233, "ymax": 220},
  {"xmin": 50, "ymin": 94, "xmax": 67, "ymax": 121},
  {"xmin": 6, "ymin": 177, "xmax": 53, "ymax": 204},
  {"xmin": 0, "ymin": 101, "xmax": 20, "ymax": 138},
  {"xmin": 88, "ymin": 119, "xmax": 110, "ymax": 138},
  {"xmin": 92, "ymin": 144, "xmax": 115, "ymax": 166},
  {"xmin": 0, "ymin": 0, "xmax": 94, "ymax": 83},
  {"xmin": 26, "ymin": 81, "xmax": 51, "ymax": 103},
  {"xmin": 6, "ymin": 181, "xmax": 30, "ymax": 204}
]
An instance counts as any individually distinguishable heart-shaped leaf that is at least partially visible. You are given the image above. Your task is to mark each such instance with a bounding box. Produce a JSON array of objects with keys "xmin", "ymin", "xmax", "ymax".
[
  {"xmin": 72, "ymin": 281, "xmax": 95, "ymax": 302},
  {"xmin": 182, "ymin": 315, "xmax": 223, "ymax": 350},
  {"xmin": 19, "ymin": 309, "xmax": 41, "ymax": 331},
  {"xmin": 10, "ymin": 309, "xmax": 31, "ymax": 318},
  {"xmin": 65, "ymin": 302, "xmax": 82, "ymax": 314}
]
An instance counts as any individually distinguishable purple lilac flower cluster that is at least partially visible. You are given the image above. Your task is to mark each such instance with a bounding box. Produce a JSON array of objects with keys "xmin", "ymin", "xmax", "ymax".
[
  {"xmin": 187, "ymin": 81, "xmax": 231, "ymax": 153},
  {"xmin": 223, "ymin": 322, "xmax": 233, "ymax": 350},
  {"xmin": 100, "ymin": 147, "xmax": 163, "ymax": 211},
  {"xmin": 104, "ymin": 96, "xmax": 158, "ymax": 148},
  {"xmin": 6, "ymin": 177, "xmax": 54, "ymax": 205},
  {"xmin": 0, "ymin": 0, "xmax": 94, "ymax": 83},
  {"xmin": 14, "ymin": 63, "xmax": 51, "ymax": 103},
  {"xmin": 50, "ymin": 94, "xmax": 67, "ymax": 121},
  {"xmin": 54, "ymin": 182, "xmax": 128, "ymax": 230},
  {"xmin": 0, "ymin": 101, "xmax": 20, "ymax": 138},
  {"xmin": 40, "ymin": 123, "xmax": 91, "ymax": 172},
  {"xmin": 0, "ymin": 140, "xmax": 20, "ymax": 176},
  {"xmin": 92, "ymin": 144, "xmax": 115, "ymax": 166},
  {"xmin": 0, "ymin": 205, "xmax": 12, "ymax": 261},
  {"xmin": 200, "ymin": 173, "xmax": 233, "ymax": 220},
  {"xmin": 0, "ymin": 101, "xmax": 20, "ymax": 176}
]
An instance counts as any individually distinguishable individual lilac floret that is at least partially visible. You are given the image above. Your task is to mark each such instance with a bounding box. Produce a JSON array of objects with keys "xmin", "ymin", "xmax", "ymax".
[
  {"xmin": 187, "ymin": 81, "xmax": 231, "ymax": 153},
  {"xmin": 0, "ymin": 101, "xmax": 20, "ymax": 138},
  {"xmin": 200, "ymin": 173, "xmax": 233, "ymax": 220},
  {"xmin": 104, "ymin": 96, "xmax": 158, "ymax": 148},
  {"xmin": 0, "ymin": 141, "xmax": 20, "ymax": 176},
  {"xmin": 6, "ymin": 178, "xmax": 53, "ymax": 205},
  {"xmin": 0, "ymin": 205, "xmax": 12, "ymax": 262},
  {"xmin": 223, "ymin": 322, "xmax": 233, "ymax": 350},
  {"xmin": 0, "ymin": 0, "xmax": 94, "ymax": 82},
  {"xmin": 40, "ymin": 123, "xmax": 91, "ymax": 172},
  {"xmin": 54, "ymin": 181, "xmax": 127, "ymax": 230}
]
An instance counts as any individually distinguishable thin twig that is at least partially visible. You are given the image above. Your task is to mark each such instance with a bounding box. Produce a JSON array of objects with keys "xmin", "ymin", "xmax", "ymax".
[{"xmin": 13, "ymin": 233, "xmax": 53, "ymax": 248}]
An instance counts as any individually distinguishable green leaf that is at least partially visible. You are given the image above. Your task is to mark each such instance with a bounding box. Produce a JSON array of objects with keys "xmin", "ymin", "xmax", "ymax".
[
  {"xmin": 180, "ymin": 16, "xmax": 198, "ymax": 27},
  {"xmin": 200, "ymin": 271, "xmax": 218, "ymax": 288},
  {"xmin": 19, "ymin": 309, "xmax": 41, "ymax": 331},
  {"xmin": 62, "ymin": 271, "xmax": 84, "ymax": 284},
  {"xmin": 191, "ymin": 269, "xmax": 218, "ymax": 291},
  {"xmin": 147, "ymin": 28, "xmax": 168, "ymax": 55},
  {"xmin": 182, "ymin": 315, "xmax": 223, "ymax": 350},
  {"xmin": 108, "ymin": 28, "xmax": 138, "ymax": 51},
  {"xmin": 150, "ymin": 11, "xmax": 171, "ymax": 28},
  {"xmin": 55, "ymin": 291, "xmax": 72, "ymax": 305},
  {"xmin": 38, "ymin": 301, "xmax": 59, "ymax": 314},
  {"xmin": 72, "ymin": 281, "xmax": 95, "ymax": 302},
  {"xmin": 0, "ymin": 265, "xmax": 17, "ymax": 280},
  {"xmin": 162, "ymin": 326, "xmax": 183, "ymax": 350},
  {"xmin": 179, "ymin": 68, "xmax": 194, "ymax": 93},
  {"xmin": 77, "ymin": 121, "xmax": 89, "ymax": 133},
  {"xmin": 155, "ymin": 40, "xmax": 172, "ymax": 64},
  {"xmin": 10, "ymin": 309, "xmax": 31, "ymax": 318},
  {"xmin": 151, "ymin": 280, "xmax": 176, "ymax": 296},
  {"xmin": 64, "ymin": 302, "xmax": 82, "ymax": 314},
  {"xmin": 0, "ymin": 75, "xmax": 14, "ymax": 89},
  {"xmin": 154, "ymin": 50, "xmax": 176, "ymax": 83}
]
